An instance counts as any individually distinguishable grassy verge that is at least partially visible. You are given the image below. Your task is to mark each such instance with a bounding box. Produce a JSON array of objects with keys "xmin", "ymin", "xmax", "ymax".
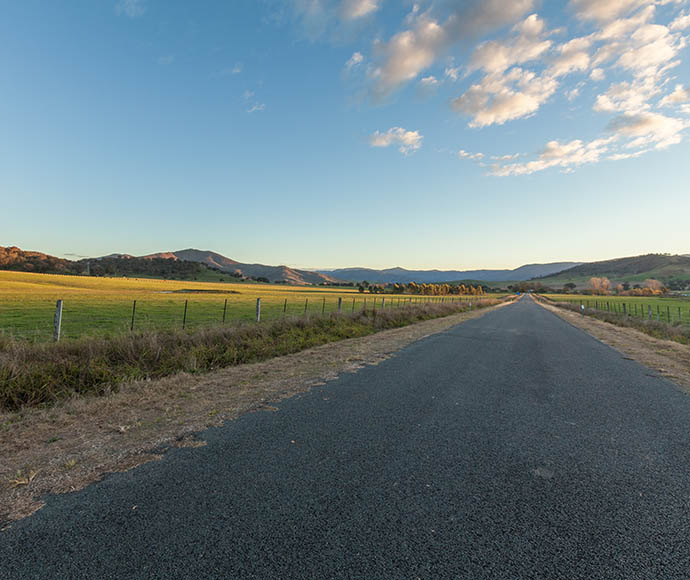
[
  {"xmin": 537, "ymin": 295, "xmax": 690, "ymax": 345},
  {"xmin": 0, "ymin": 300, "xmax": 501, "ymax": 411}
]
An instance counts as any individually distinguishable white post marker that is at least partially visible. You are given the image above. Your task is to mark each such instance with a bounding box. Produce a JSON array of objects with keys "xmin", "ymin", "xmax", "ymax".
[
  {"xmin": 53, "ymin": 299, "xmax": 64, "ymax": 342},
  {"xmin": 581, "ymin": 303, "xmax": 585, "ymax": 317},
  {"xmin": 256, "ymin": 298, "xmax": 261, "ymax": 322}
]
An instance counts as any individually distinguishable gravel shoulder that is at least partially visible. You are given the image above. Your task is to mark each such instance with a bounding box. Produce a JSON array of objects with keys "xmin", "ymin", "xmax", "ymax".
[{"xmin": 0, "ymin": 302, "xmax": 509, "ymax": 527}]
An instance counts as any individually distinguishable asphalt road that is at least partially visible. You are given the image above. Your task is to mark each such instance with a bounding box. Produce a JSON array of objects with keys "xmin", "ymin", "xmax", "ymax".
[{"xmin": 3, "ymin": 297, "xmax": 690, "ymax": 579}]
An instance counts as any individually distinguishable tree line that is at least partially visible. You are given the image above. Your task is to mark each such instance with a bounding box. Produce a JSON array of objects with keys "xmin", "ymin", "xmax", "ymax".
[{"xmin": 357, "ymin": 281, "xmax": 485, "ymax": 296}]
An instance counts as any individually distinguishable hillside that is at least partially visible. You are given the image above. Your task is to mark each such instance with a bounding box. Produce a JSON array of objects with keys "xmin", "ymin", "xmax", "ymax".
[
  {"xmin": 321, "ymin": 262, "xmax": 581, "ymax": 284},
  {"xmin": 537, "ymin": 254, "xmax": 690, "ymax": 289},
  {"xmin": 0, "ymin": 246, "xmax": 81, "ymax": 274},
  {"xmin": 145, "ymin": 249, "xmax": 341, "ymax": 285}
]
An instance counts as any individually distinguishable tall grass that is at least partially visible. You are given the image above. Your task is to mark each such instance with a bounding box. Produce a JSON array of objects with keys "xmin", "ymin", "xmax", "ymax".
[
  {"xmin": 0, "ymin": 300, "xmax": 500, "ymax": 411},
  {"xmin": 539, "ymin": 296, "xmax": 690, "ymax": 345}
]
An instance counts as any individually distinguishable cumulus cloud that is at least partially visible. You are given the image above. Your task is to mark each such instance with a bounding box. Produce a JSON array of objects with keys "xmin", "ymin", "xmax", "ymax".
[
  {"xmin": 116, "ymin": 0, "xmax": 145, "ymax": 18},
  {"xmin": 369, "ymin": 127, "xmax": 423, "ymax": 154},
  {"xmin": 491, "ymin": 137, "xmax": 615, "ymax": 176},
  {"xmin": 452, "ymin": 67, "xmax": 558, "ymax": 127},
  {"xmin": 548, "ymin": 36, "xmax": 592, "ymax": 77},
  {"xmin": 458, "ymin": 149, "xmax": 484, "ymax": 160},
  {"xmin": 594, "ymin": 78, "xmax": 660, "ymax": 112},
  {"xmin": 607, "ymin": 111, "xmax": 688, "ymax": 148},
  {"xmin": 660, "ymin": 83, "xmax": 690, "ymax": 106},
  {"xmin": 670, "ymin": 11, "xmax": 690, "ymax": 30},
  {"xmin": 340, "ymin": 0, "xmax": 380, "ymax": 20},
  {"xmin": 590, "ymin": 67, "xmax": 605, "ymax": 81},
  {"xmin": 369, "ymin": 0, "xmax": 535, "ymax": 97},
  {"xmin": 569, "ymin": 0, "xmax": 650, "ymax": 23}
]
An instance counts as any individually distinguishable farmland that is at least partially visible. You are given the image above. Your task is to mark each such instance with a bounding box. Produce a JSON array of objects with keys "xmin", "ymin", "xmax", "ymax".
[
  {"xmin": 0, "ymin": 271, "xmax": 484, "ymax": 341},
  {"xmin": 544, "ymin": 294, "xmax": 690, "ymax": 325}
]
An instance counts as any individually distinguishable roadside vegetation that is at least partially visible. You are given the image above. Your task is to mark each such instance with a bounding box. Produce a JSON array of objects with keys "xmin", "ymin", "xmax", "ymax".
[
  {"xmin": 0, "ymin": 299, "xmax": 503, "ymax": 411},
  {"xmin": 537, "ymin": 295, "xmax": 690, "ymax": 346}
]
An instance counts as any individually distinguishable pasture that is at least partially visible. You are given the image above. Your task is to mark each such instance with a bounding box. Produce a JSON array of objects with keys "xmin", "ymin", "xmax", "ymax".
[
  {"xmin": 0, "ymin": 271, "xmax": 482, "ymax": 341},
  {"xmin": 545, "ymin": 294, "xmax": 690, "ymax": 325}
]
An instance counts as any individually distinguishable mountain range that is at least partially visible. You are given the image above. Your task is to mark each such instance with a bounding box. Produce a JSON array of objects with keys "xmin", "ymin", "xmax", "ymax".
[
  {"xmin": 2, "ymin": 246, "xmax": 689, "ymax": 288},
  {"xmin": 319, "ymin": 262, "xmax": 582, "ymax": 284}
]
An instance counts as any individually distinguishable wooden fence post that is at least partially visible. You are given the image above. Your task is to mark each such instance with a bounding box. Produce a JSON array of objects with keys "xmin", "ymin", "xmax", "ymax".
[
  {"xmin": 283, "ymin": 298, "xmax": 287, "ymax": 317},
  {"xmin": 322, "ymin": 297, "xmax": 325, "ymax": 315},
  {"xmin": 222, "ymin": 299, "xmax": 228, "ymax": 324},
  {"xmin": 304, "ymin": 298, "xmax": 308, "ymax": 315},
  {"xmin": 182, "ymin": 300, "xmax": 188, "ymax": 329},
  {"xmin": 338, "ymin": 297, "xmax": 342, "ymax": 313},
  {"xmin": 53, "ymin": 299, "xmax": 63, "ymax": 342},
  {"xmin": 256, "ymin": 298, "xmax": 261, "ymax": 322},
  {"xmin": 130, "ymin": 300, "xmax": 137, "ymax": 331}
]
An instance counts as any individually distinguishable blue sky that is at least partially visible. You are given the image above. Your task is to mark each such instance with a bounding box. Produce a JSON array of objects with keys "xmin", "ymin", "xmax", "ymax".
[{"xmin": 1, "ymin": 0, "xmax": 689, "ymax": 270}]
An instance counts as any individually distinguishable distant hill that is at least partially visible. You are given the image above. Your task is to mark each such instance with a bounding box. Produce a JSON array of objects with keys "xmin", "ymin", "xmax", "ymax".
[
  {"xmin": 0, "ymin": 246, "xmax": 342, "ymax": 285},
  {"xmin": 537, "ymin": 254, "xmax": 690, "ymax": 288},
  {"xmin": 143, "ymin": 249, "xmax": 341, "ymax": 285},
  {"xmin": 0, "ymin": 246, "xmax": 80, "ymax": 274},
  {"xmin": 320, "ymin": 262, "xmax": 581, "ymax": 284}
]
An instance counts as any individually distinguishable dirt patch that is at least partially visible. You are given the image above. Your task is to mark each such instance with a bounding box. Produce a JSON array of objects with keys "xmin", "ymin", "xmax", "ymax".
[
  {"xmin": 0, "ymin": 301, "xmax": 509, "ymax": 528},
  {"xmin": 537, "ymin": 300, "xmax": 690, "ymax": 392}
]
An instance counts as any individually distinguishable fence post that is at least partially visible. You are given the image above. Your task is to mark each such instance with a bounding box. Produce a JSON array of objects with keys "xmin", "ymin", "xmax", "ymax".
[
  {"xmin": 667, "ymin": 306, "xmax": 670, "ymax": 322},
  {"xmin": 53, "ymin": 299, "xmax": 63, "ymax": 342},
  {"xmin": 352, "ymin": 297, "xmax": 355, "ymax": 313},
  {"xmin": 381, "ymin": 297, "xmax": 385, "ymax": 309},
  {"xmin": 130, "ymin": 300, "xmax": 137, "ymax": 331},
  {"xmin": 338, "ymin": 297, "xmax": 342, "ymax": 313},
  {"xmin": 304, "ymin": 298, "xmax": 308, "ymax": 315},
  {"xmin": 622, "ymin": 303, "xmax": 626, "ymax": 316},
  {"xmin": 648, "ymin": 305, "xmax": 651, "ymax": 319},
  {"xmin": 222, "ymin": 298, "xmax": 228, "ymax": 324},
  {"xmin": 256, "ymin": 298, "xmax": 261, "ymax": 322},
  {"xmin": 283, "ymin": 298, "xmax": 287, "ymax": 317},
  {"xmin": 182, "ymin": 300, "xmax": 188, "ymax": 329},
  {"xmin": 322, "ymin": 297, "xmax": 325, "ymax": 315}
]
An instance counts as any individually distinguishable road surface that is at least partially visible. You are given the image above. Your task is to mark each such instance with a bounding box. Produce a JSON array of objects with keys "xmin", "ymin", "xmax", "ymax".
[{"xmin": 2, "ymin": 297, "xmax": 690, "ymax": 579}]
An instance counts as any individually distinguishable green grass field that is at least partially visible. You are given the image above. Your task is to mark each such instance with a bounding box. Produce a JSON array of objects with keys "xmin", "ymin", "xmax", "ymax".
[
  {"xmin": 0, "ymin": 271, "xmax": 486, "ymax": 341},
  {"xmin": 545, "ymin": 294, "xmax": 690, "ymax": 325}
]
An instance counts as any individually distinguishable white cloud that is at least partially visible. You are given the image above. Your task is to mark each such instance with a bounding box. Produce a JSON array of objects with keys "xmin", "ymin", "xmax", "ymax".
[
  {"xmin": 491, "ymin": 137, "xmax": 615, "ymax": 176},
  {"xmin": 232, "ymin": 63, "xmax": 243, "ymax": 74},
  {"xmin": 660, "ymin": 83, "xmax": 690, "ymax": 106},
  {"xmin": 340, "ymin": 0, "xmax": 380, "ymax": 20},
  {"xmin": 569, "ymin": 0, "xmax": 650, "ymax": 23},
  {"xmin": 345, "ymin": 51, "xmax": 364, "ymax": 71},
  {"xmin": 418, "ymin": 75, "xmax": 440, "ymax": 90},
  {"xmin": 370, "ymin": 0, "xmax": 535, "ymax": 97},
  {"xmin": 594, "ymin": 78, "xmax": 660, "ymax": 112},
  {"xmin": 452, "ymin": 67, "xmax": 558, "ymax": 127},
  {"xmin": 548, "ymin": 36, "xmax": 592, "ymax": 77},
  {"xmin": 590, "ymin": 67, "xmax": 605, "ymax": 81},
  {"xmin": 369, "ymin": 127, "xmax": 423, "ymax": 154},
  {"xmin": 607, "ymin": 111, "xmax": 688, "ymax": 148},
  {"xmin": 247, "ymin": 103, "xmax": 266, "ymax": 113},
  {"xmin": 444, "ymin": 66, "xmax": 460, "ymax": 82},
  {"xmin": 670, "ymin": 11, "xmax": 690, "ymax": 30},
  {"xmin": 458, "ymin": 149, "xmax": 484, "ymax": 160},
  {"xmin": 116, "ymin": 0, "xmax": 145, "ymax": 18}
]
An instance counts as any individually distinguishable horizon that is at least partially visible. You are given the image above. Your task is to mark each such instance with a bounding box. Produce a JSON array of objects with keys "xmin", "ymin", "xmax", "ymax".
[
  {"xmin": 3, "ymin": 242, "xmax": 689, "ymax": 273},
  {"xmin": 2, "ymin": 1, "xmax": 689, "ymax": 269}
]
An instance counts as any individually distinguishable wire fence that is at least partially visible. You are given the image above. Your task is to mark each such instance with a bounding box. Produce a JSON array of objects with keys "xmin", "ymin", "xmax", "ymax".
[
  {"xmin": 557, "ymin": 297, "xmax": 690, "ymax": 325},
  {"xmin": 0, "ymin": 294, "xmax": 485, "ymax": 342}
]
